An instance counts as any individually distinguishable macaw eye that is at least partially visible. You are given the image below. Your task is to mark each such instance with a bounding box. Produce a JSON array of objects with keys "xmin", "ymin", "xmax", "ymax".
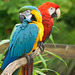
[
  {"xmin": 50, "ymin": 7, "xmax": 53, "ymax": 10},
  {"xmin": 48, "ymin": 7, "xmax": 55, "ymax": 15}
]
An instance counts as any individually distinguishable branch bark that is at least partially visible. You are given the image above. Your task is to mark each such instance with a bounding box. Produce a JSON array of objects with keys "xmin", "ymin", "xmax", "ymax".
[{"xmin": 1, "ymin": 47, "xmax": 41, "ymax": 75}]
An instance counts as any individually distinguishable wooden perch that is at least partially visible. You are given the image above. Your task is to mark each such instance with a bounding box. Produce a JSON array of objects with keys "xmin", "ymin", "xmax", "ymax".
[
  {"xmin": 1, "ymin": 47, "xmax": 41, "ymax": 75},
  {"xmin": 0, "ymin": 42, "xmax": 75, "ymax": 59}
]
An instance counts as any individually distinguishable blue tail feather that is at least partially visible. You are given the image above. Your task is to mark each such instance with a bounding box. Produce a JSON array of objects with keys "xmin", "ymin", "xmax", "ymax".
[{"xmin": 1, "ymin": 50, "xmax": 19, "ymax": 70}]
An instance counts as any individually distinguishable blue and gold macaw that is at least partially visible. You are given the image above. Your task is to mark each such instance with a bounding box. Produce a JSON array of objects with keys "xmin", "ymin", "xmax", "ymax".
[{"xmin": 1, "ymin": 6, "xmax": 44, "ymax": 75}]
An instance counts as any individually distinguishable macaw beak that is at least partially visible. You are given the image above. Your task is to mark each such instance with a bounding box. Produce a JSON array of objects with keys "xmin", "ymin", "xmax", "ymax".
[
  {"xmin": 51, "ymin": 8, "xmax": 60, "ymax": 19},
  {"xmin": 56, "ymin": 8, "xmax": 60, "ymax": 19}
]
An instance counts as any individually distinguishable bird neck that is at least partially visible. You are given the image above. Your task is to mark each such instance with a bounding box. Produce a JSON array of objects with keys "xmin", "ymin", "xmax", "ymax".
[{"xmin": 22, "ymin": 19, "xmax": 32, "ymax": 27}]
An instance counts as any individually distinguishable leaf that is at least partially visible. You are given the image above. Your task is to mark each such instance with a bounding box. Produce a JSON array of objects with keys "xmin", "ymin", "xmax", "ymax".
[
  {"xmin": 0, "ymin": 54, "xmax": 4, "ymax": 61},
  {"xmin": 33, "ymin": 67, "xmax": 60, "ymax": 75},
  {"xmin": 41, "ymin": 69, "xmax": 60, "ymax": 75},
  {"xmin": 53, "ymin": 26, "xmax": 60, "ymax": 31},
  {"xmin": 34, "ymin": 59, "xmax": 49, "ymax": 65},
  {"xmin": 3, "ymin": 49, "xmax": 7, "ymax": 55},
  {"xmin": 44, "ymin": 50, "xmax": 68, "ymax": 69},
  {"xmin": 47, "ymin": 58, "xmax": 56, "ymax": 66},
  {"xmin": 0, "ymin": 39, "xmax": 10, "ymax": 45},
  {"xmin": 33, "ymin": 67, "xmax": 46, "ymax": 75},
  {"xmin": 39, "ymin": 54, "xmax": 47, "ymax": 70},
  {"xmin": 34, "ymin": 69, "xmax": 46, "ymax": 75},
  {"xmin": 0, "ymin": 54, "xmax": 4, "ymax": 68},
  {"xmin": 49, "ymin": 34, "xmax": 56, "ymax": 47},
  {"xmin": 33, "ymin": 70, "xmax": 37, "ymax": 75}
]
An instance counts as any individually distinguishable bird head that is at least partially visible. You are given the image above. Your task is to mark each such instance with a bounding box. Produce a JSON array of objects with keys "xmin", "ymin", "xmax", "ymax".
[
  {"xmin": 19, "ymin": 6, "xmax": 42, "ymax": 23},
  {"xmin": 38, "ymin": 2, "xmax": 60, "ymax": 19}
]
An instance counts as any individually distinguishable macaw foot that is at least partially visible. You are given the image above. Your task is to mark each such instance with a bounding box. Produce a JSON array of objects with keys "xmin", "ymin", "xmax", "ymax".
[
  {"xmin": 38, "ymin": 42, "xmax": 45, "ymax": 52},
  {"xmin": 25, "ymin": 55, "xmax": 33, "ymax": 65}
]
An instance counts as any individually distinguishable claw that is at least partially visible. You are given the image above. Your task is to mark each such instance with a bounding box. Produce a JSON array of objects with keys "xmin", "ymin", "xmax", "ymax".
[
  {"xmin": 25, "ymin": 55, "xmax": 31, "ymax": 65},
  {"xmin": 25, "ymin": 55, "xmax": 33, "ymax": 65},
  {"xmin": 38, "ymin": 42, "xmax": 45, "ymax": 52},
  {"xmin": 20, "ymin": 54, "xmax": 33, "ymax": 65}
]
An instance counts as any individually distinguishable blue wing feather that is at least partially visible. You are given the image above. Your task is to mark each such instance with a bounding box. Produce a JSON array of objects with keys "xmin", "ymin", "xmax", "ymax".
[
  {"xmin": 1, "ymin": 23, "xmax": 38, "ymax": 70},
  {"xmin": 9, "ymin": 23, "xmax": 38, "ymax": 56}
]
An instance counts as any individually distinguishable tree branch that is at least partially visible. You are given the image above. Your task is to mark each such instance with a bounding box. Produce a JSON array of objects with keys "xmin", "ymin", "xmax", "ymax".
[{"xmin": 1, "ymin": 47, "xmax": 41, "ymax": 75}]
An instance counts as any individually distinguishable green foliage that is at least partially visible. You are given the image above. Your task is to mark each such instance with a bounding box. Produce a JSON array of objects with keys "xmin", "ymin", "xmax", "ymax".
[
  {"xmin": 0, "ymin": 54, "xmax": 4, "ymax": 68},
  {"xmin": 49, "ymin": 34, "xmax": 56, "ymax": 47},
  {"xmin": 0, "ymin": 0, "xmax": 75, "ymax": 45},
  {"xmin": 33, "ymin": 54, "xmax": 60, "ymax": 75},
  {"xmin": 0, "ymin": 39, "xmax": 9, "ymax": 68},
  {"xmin": 44, "ymin": 50, "xmax": 68, "ymax": 69},
  {"xmin": 52, "ymin": 19, "xmax": 75, "ymax": 44},
  {"xmin": 63, "ymin": 0, "xmax": 75, "ymax": 28},
  {"xmin": 39, "ymin": 54, "xmax": 47, "ymax": 70}
]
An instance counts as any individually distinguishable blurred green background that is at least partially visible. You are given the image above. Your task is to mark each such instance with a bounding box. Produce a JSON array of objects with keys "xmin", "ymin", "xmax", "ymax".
[
  {"xmin": 0, "ymin": 0, "xmax": 75, "ymax": 75},
  {"xmin": 0, "ymin": 0, "xmax": 75, "ymax": 44}
]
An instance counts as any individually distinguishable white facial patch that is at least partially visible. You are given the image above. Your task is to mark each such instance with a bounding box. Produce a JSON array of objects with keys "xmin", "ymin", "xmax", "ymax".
[
  {"xmin": 20, "ymin": 10, "xmax": 32, "ymax": 20},
  {"xmin": 24, "ymin": 10, "xmax": 31, "ymax": 16},
  {"xmin": 24, "ymin": 10, "xmax": 32, "ymax": 20},
  {"xmin": 48, "ymin": 7, "xmax": 55, "ymax": 15}
]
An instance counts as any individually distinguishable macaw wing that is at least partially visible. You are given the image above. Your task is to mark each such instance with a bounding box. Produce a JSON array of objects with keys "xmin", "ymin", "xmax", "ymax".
[
  {"xmin": 8, "ymin": 23, "xmax": 38, "ymax": 57},
  {"xmin": 10, "ymin": 23, "xmax": 21, "ymax": 40}
]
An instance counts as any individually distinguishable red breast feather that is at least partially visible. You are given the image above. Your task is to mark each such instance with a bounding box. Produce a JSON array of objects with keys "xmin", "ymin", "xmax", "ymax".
[
  {"xmin": 41, "ymin": 12, "xmax": 53, "ymax": 42},
  {"xmin": 38, "ymin": 2, "xmax": 59, "ymax": 42}
]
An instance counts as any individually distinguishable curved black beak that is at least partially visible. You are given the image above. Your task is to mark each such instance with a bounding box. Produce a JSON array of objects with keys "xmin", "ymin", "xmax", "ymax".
[
  {"xmin": 19, "ymin": 14, "xmax": 26, "ymax": 23},
  {"xmin": 51, "ymin": 11, "xmax": 57, "ymax": 18},
  {"xmin": 51, "ymin": 9, "xmax": 60, "ymax": 19}
]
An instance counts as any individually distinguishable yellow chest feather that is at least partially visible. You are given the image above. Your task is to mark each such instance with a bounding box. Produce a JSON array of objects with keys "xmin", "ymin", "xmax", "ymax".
[{"xmin": 27, "ymin": 21, "xmax": 44, "ymax": 55}]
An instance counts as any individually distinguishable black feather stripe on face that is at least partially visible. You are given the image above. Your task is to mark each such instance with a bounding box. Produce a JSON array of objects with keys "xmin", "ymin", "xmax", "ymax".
[
  {"xmin": 31, "ymin": 15, "xmax": 37, "ymax": 21},
  {"xmin": 51, "ymin": 11, "xmax": 57, "ymax": 18},
  {"xmin": 19, "ymin": 14, "xmax": 26, "ymax": 23}
]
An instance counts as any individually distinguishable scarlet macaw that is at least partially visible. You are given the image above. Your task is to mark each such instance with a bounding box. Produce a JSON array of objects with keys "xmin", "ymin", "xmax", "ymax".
[
  {"xmin": 1, "ymin": 6, "xmax": 44, "ymax": 75},
  {"xmin": 38, "ymin": 2, "xmax": 60, "ymax": 42}
]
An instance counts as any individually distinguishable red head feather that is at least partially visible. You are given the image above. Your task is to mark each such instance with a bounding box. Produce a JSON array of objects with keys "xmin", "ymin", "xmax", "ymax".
[{"xmin": 38, "ymin": 2, "xmax": 60, "ymax": 13}]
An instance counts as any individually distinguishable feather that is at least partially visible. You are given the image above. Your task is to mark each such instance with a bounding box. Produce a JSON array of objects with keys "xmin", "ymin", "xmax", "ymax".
[{"xmin": 1, "ymin": 20, "xmax": 38, "ymax": 70}]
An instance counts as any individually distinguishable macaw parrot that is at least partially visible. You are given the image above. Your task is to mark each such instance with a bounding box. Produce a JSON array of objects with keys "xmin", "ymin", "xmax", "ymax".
[
  {"xmin": 1, "ymin": 6, "xmax": 44, "ymax": 75},
  {"xmin": 38, "ymin": 2, "xmax": 60, "ymax": 42},
  {"xmin": 19, "ymin": 2, "xmax": 61, "ymax": 75}
]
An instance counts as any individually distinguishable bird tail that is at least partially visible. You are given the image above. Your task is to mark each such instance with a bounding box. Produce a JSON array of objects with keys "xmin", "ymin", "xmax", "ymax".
[
  {"xmin": 1, "ymin": 50, "xmax": 19, "ymax": 70},
  {"xmin": 22, "ymin": 60, "xmax": 33, "ymax": 75},
  {"xmin": 13, "ymin": 64, "xmax": 31, "ymax": 75},
  {"xmin": 13, "ymin": 67, "xmax": 22, "ymax": 75},
  {"xmin": 22, "ymin": 64, "xmax": 28, "ymax": 75}
]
